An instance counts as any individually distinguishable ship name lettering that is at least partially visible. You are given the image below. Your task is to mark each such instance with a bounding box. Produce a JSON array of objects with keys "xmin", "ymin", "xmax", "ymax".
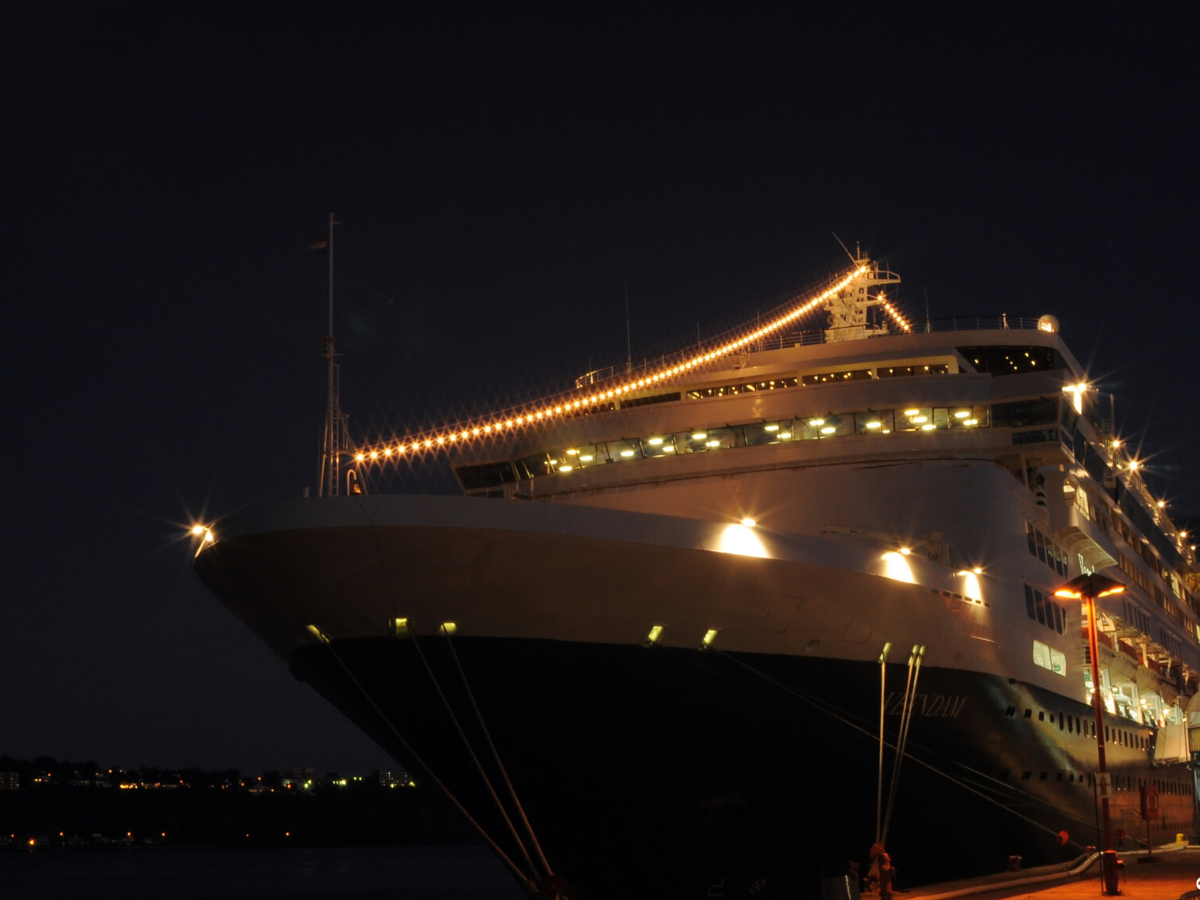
[{"xmin": 884, "ymin": 692, "xmax": 967, "ymax": 718}]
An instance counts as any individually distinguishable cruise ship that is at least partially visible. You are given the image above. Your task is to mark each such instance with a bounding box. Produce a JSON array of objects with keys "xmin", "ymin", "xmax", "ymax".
[{"xmin": 195, "ymin": 252, "xmax": 1200, "ymax": 899}]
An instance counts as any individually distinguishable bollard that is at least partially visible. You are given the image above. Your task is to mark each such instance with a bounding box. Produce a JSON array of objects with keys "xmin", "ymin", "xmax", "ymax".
[{"xmin": 1101, "ymin": 849, "xmax": 1120, "ymax": 895}]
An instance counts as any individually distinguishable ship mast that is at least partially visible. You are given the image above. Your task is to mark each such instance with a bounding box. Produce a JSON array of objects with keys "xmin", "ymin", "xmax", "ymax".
[
  {"xmin": 318, "ymin": 212, "xmax": 344, "ymax": 497},
  {"xmin": 821, "ymin": 246, "xmax": 902, "ymax": 342}
]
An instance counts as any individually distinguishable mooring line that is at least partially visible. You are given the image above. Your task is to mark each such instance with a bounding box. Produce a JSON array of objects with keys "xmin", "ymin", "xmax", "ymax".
[
  {"xmin": 444, "ymin": 631, "xmax": 554, "ymax": 880},
  {"xmin": 676, "ymin": 646, "xmax": 1089, "ymax": 846},
  {"xmin": 321, "ymin": 641, "xmax": 541, "ymax": 899},
  {"xmin": 408, "ymin": 629, "xmax": 541, "ymax": 883}
]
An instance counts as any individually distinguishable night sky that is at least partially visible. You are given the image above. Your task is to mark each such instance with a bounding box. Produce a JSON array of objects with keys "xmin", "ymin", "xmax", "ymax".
[{"xmin": 4, "ymin": 3, "xmax": 1197, "ymax": 775}]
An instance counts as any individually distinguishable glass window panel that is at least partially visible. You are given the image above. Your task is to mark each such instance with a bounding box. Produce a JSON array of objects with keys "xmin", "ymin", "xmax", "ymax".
[
  {"xmin": 895, "ymin": 407, "xmax": 933, "ymax": 432},
  {"xmin": 701, "ymin": 426, "xmax": 745, "ymax": 450},
  {"xmin": 1025, "ymin": 584, "xmax": 1036, "ymax": 619},
  {"xmin": 606, "ymin": 438, "xmax": 644, "ymax": 461},
  {"xmin": 1034, "ymin": 589, "xmax": 1046, "ymax": 625},
  {"xmin": 1050, "ymin": 648, "xmax": 1066, "ymax": 675},
  {"xmin": 562, "ymin": 443, "xmax": 606, "ymax": 468},
  {"xmin": 855, "ymin": 410, "xmax": 894, "ymax": 435},
  {"xmin": 932, "ymin": 408, "xmax": 951, "ymax": 429},
  {"xmin": 1033, "ymin": 640, "xmax": 1051, "ymax": 670},
  {"xmin": 1027, "ymin": 522, "xmax": 1037, "ymax": 556},
  {"xmin": 675, "ymin": 430, "xmax": 713, "ymax": 453},
  {"xmin": 744, "ymin": 421, "xmax": 794, "ymax": 446},
  {"xmin": 516, "ymin": 452, "xmax": 553, "ymax": 478},
  {"xmin": 640, "ymin": 435, "xmax": 677, "ymax": 458}
]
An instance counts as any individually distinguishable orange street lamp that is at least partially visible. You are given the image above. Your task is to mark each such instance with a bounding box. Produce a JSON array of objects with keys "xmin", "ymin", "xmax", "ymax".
[{"xmin": 1054, "ymin": 573, "xmax": 1125, "ymax": 895}]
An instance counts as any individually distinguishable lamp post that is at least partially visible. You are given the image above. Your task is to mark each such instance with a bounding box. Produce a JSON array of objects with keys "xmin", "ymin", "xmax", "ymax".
[{"xmin": 1054, "ymin": 573, "xmax": 1126, "ymax": 896}]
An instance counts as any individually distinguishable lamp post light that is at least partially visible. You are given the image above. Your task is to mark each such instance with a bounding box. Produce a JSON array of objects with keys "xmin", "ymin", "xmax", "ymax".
[{"xmin": 1054, "ymin": 573, "xmax": 1126, "ymax": 896}]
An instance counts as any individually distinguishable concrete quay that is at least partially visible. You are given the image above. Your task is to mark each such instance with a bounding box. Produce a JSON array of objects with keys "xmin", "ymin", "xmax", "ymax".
[{"xmin": 903, "ymin": 846, "xmax": 1200, "ymax": 900}]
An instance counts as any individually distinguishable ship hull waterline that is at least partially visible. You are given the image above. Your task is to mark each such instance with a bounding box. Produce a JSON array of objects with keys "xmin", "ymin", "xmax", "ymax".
[{"xmin": 195, "ymin": 496, "xmax": 1191, "ymax": 898}]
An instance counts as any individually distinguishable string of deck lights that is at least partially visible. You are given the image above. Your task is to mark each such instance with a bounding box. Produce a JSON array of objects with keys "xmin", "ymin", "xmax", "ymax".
[{"xmin": 355, "ymin": 265, "xmax": 878, "ymax": 464}]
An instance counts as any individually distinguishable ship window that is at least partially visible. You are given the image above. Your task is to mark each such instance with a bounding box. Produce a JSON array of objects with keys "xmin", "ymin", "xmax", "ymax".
[
  {"xmin": 958, "ymin": 346, "xmax": 1063, "ymax": 375},
  {"xmin": 455, "ymin": 460, "xmax": 519, "ymax": 491},
  {"xmin": 1035, "ymin": 530, "xmax": 1047, "ymax": 564},
  {"xmin": 1068, "ymin": 716, "xmax": 1073, "ymax": 733},
  {"xmin": 895, "ymin": 407, "xmax": 935, "ymax": 432},
  {"xmin": 854, "ymin": 410, "xmax": 894, "ymax": 434},
  {"xmin": 1024, "ymin": 708, "xmax": 1032, "ymax": 718},
  {"xmin": 640, "ymin": 436, "xmax": 678, "ymax": 458},
  {"xmin": 1027, "ymin": 522, "xmax": 1037, "ymax": 556},
  {"xmin": 1034, "ymin": 589, "xmax": 1047, "ymax": 625},
  {"xmin": 801, "ymin": 368, "xmax": 872, "ymax": 385},
  {"xmin": 515, "ymin": 452, "xmax": 553, "ymax": 478},
  {"xmin": 1038, "ymin": 709, "xmax": 1045, "ymax": 721},
  {"xmin": 744, "ymin": 421, "xmax": 795, "ymax": 446},
  {"xmin": 605, "ymin": 438, "xmax": 644, "ymax": 461},
  {"xmin": 1024, "ymin": 584, "xmax": 1036, "ymax": 620},
  {"xmin": 992, "ymin": 397, "xmax": 1060, "ymax": 428},
  {"xmin": 1039, "ymin": 772, "xmax": 1048, "ymax": 781},
  {"xmin": 948, "ymin": 406, "xmax": 990, "ymax": 429},
  {"xmin": 620, "ymin": 391, "xmax": 681, "ymax": 409}
]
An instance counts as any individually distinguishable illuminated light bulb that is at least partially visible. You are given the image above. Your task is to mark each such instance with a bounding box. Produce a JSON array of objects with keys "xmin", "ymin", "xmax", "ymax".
[
  {"xmin": 384, "ymin": 448, "xmax": 392, "ymax": 456},
  {"xmin": 764, "ymin": 424, "xmax": 779, "ymax": 432},
  {"xmin": 904, "ymin": 409, "xmax": 920, "ymax": 416},
  {"xmin": 1128, "ymin": 460, "xmax": 1140, "ymax": 471},
  {"xmin": 741, "ymin": 518, "xmax": 756, "ymax": 528},
  {"xmin": 973, "ymin": 567, "xmax": 983, "ymax": 574},
  {"xmin": 423, "ymin": 439, "xmax": 432, "ymax": 448},
  {"xmin": 535, "ymin": 412, "xmax": 543, "ymax": 419},
  {"xmin": 693, "ymin": 432, "xmax": 707, "ymax": 440},
  {"xmin": 706, "ymin": 440, "xmax": 720, "ymax": 447},
  {"xmin": 435, "ymin": 437, "xmax": 444, "ymax": 445},
  {"xmin": 921, "ymin": 423, "xmax": 935, "ymax": 431},
  {"xmin": 662, "ymin": 445, "xmax": 675, "ymax": 452},
  {"xmin": 397, "ymin": 446, "xmax": 406, "ymax": 454},
  {"xmin": 369, "ymin": 451, "xmax": 379, "ymax": 459},
  {"xmin": 808, "ymin": 418, "xmax": 825, "ymax": 427},
  {"xmin": 820, "ymin": 426, "xmax": 836, "ymax": 434},
  {"xmin": 410, "ymin": 442, "xmax": 419, "ymax": 452},
  {"xmin": 1112, "ymin": 439, "xmax": 1121, "ymax": 448},
  {"xmin": 779, "ymin": 431, "xmax": 792, "ymax": 438},
  {"xmin": 203, "ymin": 530, "xmax": 214, "ymax": 543},
  {"xmin": 954, "ymin": 410, "xmax": 970, "ymax": 418},
  {"xmin": 191, "ymin": 525, "xmax": 206, "ymax": 535},
  {"xmin": 355, "ymin": 453, "xmax": 365, "ymax": 462},
  {"xmin": 899, "ymin": 547, "xmax": 912, "ymax": 555},
  {"xmin": 866, "ymin": 421, "xmax": 881, "ymax": 429},
  {"xmin": 966, "ymin": 419, "xmax": 978, "ymax": 426},
  {"xmin": 620, "ymin": 450, "xmax": 635, "ymax": 457},
  {"xmin": 558, "ymin": 465, "xmax": 573, "ymax": 472},
  {"xmin": 483, "ymin": 425, "xmax": 492, "ymax": 433},
  {"xmin": 1157, "ymin": 500, "xmax": 1166, "ymax": 508},
  {"xmin": 567, "ymin": 448, "xmax": 579, "ymax": 455},
  {"xmin": 648, "ymin": 437, "xmax": 664, "ymax": 445},
  {"xmin": 913, "ymin": 415, "xmax": 928, "ymax": 423},
  {"xmin": 882, "ymin": 429, "xmax": 891, "ymax": 433}
]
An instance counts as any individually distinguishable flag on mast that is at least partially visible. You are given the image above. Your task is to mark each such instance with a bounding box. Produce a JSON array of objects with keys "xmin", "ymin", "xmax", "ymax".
[{"xmin": 306, "ymin": 237, "xmax": 329, "ymax": 253}]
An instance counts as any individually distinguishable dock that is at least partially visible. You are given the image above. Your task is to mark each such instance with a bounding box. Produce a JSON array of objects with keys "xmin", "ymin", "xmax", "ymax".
[{"xmin": 904, "ymin": 845, "xmax": 1199, "ymax": 900}]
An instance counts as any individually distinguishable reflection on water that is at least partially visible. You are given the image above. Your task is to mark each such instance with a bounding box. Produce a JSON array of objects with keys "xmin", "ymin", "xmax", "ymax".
[{"xmin": 0, "ymin": 845, "xmax": 526, "ymax": 899}]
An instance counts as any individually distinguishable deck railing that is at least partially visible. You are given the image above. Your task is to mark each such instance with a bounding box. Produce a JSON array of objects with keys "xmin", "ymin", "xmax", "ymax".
[{"xmin": 575, "ymin": 315, "xmax": 1047, "ymax": 388}]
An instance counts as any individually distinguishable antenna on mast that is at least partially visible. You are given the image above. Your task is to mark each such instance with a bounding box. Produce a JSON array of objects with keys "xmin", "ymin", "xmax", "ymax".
[
  {"xmin": 831, "ymin": 231, "xmax": 857, "ymax": 265},
  {"xmin": 624, "ymin": 281, "xmax": 632, "ymax": 373}
]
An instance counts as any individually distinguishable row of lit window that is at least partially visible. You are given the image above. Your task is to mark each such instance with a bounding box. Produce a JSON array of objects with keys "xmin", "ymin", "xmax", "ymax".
[
  {"xmin": 518, "ymin": 406, "xmax": 993, "ymax": 477},
  {"xmin": 1025, "ymin": 585, "xmax": 1067, "ymax": 636},
  {"xmin": 1026, "ymin": 522, "xmax": 1069, "ymax": 577}
]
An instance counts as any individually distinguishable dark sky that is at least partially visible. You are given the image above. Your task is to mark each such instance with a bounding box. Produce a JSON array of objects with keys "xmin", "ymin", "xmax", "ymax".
[{"xmin": 3, "ymin": 2, "xmax": 1197, "ymax": 774}]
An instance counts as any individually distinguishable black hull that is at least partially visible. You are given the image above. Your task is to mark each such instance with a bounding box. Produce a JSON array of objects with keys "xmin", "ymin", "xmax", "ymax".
[{"xmin": 288, "ymin": 635, "xmax": 1192, "ymax": 899}]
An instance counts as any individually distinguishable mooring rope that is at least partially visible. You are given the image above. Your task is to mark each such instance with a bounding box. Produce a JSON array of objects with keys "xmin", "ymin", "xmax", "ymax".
[
  {"xmin": 408, "ymin": 629, "xmax": 541, "ymax": 883},
  {"xmin": 321, "ymin": 641, "xmax": 541, "ymax": 899},
  {"xmin": 673, "ymin": 646, "xmax": 1091, "ymax": 847},
  {"xmin": 443, "ymin": 631, "xmax": 554, "ymax": 881}
]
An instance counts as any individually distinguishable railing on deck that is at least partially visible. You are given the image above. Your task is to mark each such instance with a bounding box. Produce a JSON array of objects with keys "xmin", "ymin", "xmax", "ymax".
[{"xmin": 575, "ymin": 315, "xmax": 1047, "ymax": 388}]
